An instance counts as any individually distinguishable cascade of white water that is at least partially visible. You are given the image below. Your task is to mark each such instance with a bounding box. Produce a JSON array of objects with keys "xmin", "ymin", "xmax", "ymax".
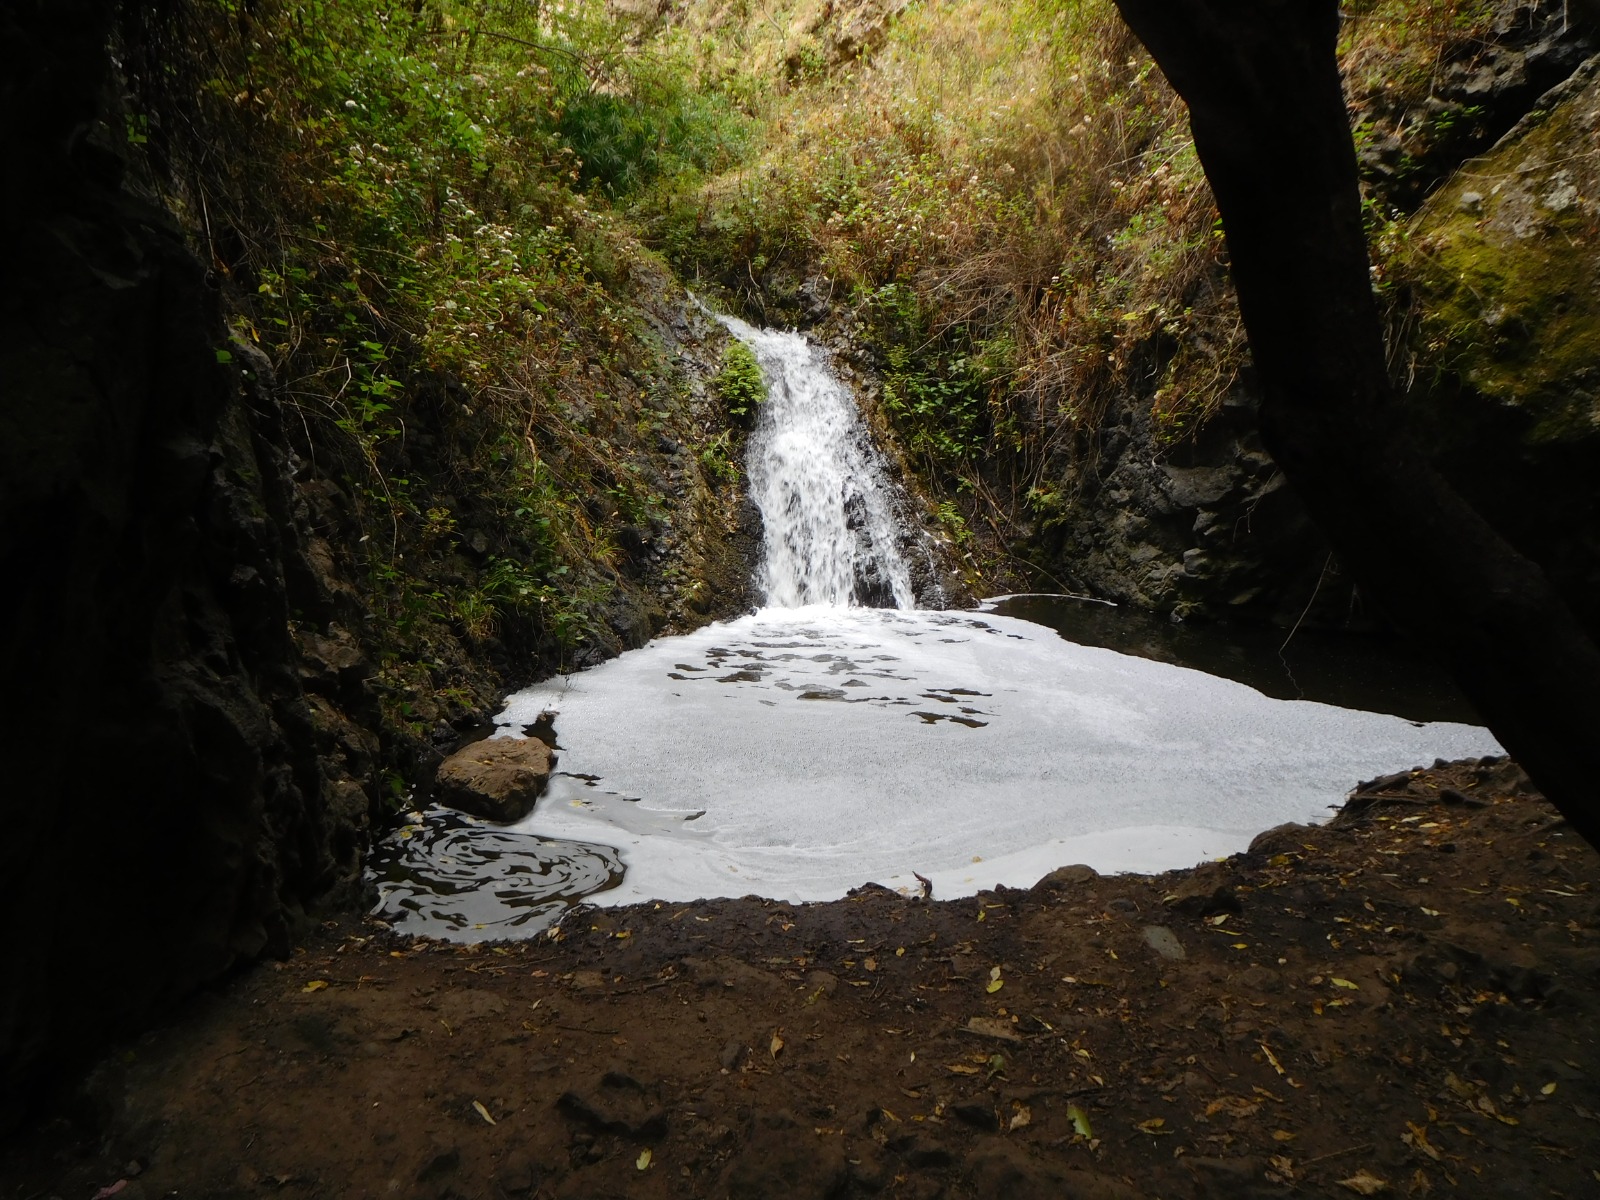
[{"xmin": 716, "ymin": 313, "xmax": 916, "ymax": 608}]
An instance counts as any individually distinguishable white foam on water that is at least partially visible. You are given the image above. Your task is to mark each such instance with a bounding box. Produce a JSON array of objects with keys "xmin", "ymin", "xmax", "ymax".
[{"xmin": 497, "ymin": 606, "xmax": 1503, "ymax": 903}]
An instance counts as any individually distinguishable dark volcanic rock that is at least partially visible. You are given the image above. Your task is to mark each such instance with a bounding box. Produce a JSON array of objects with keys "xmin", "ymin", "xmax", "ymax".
[{"xmin": 0, "ymin": 0, "xmax": 371, "ymax": 1125}]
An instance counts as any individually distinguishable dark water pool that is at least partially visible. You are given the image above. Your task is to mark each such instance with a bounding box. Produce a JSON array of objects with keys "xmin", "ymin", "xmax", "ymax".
[{"xmin": 982, "ymin": 594, "xmax": 1480, "ymax": 725}]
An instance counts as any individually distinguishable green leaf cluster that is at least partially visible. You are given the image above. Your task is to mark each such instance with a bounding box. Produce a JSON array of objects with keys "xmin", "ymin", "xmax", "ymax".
[{"xmin": 713, "ymin": 341, "xmax": 766, "ymax": 422}]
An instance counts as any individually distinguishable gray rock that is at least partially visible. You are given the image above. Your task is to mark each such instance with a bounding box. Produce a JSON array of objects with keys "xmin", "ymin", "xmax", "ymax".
[
  {"xmin": 434, "ymin": 738, "xmax": 553, "ymax": 822},
  {"xmin": 1142, "ymin": 926, "xmax": 1187, "ymax": 961}
]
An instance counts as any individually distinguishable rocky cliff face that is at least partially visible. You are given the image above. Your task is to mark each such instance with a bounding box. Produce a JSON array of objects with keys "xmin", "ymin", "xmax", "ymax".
[
  {"xmin": 0, "ymin": 0, "xmax": 359, "ymax": 1120},
  {"xmin": 1404, "ymin": 55, "xmax": 1600, "ymax": 639},
  {"xmin": 0, "ymin": 0, "xmax": 760, "ymax": 1119},
  {"xmin": 999, "ymin": 3, "xmax": 1600, "ymax": 636}
]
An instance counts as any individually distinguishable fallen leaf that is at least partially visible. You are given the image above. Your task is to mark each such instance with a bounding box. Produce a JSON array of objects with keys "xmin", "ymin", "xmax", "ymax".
[
  {"xmin": 1009, "ymin": 1104, "xmax": 1032, "ymax": 1132},
  {"xmin": 636, "ymin": 1148, "xmax": 652, "ymax": 1170},
  {"xmin": 963, "ymin": 1016, "xmax": 1021, "ymax": 1042},
  {"xmin": 1403, "ymin": 1121, "xmax": 1439, "ymax": 1161},
  {"xmin": 770, "ymin": 1031, "xmax": 784, "ymax": 1059},
  {"xmin": 1331, "ymin": 978, "xmax": 1360, "ymax": 990},
  {"xmin": 1204, "ymin": 1096, "xmax": 1261, "ymax": 1119},
  {"xmin": 990, "ymin": 966, "xmax": 1002, "ymax": 981},
  {"xmin": 1541, "ymin": 1082, "xmax": 1558, "ymax": 1096},
  {"xmin": 302, "ymin": 980, "xmax": 328, "ymax": 993},
  {"xmin": 1338, "ymin": 1169, "xmax": 1390, "ymax": 1194},
  {"xmin": 986, "ymin": 979, "xmax": 1004, "ymax": 994},
  {"xmin": 472, "ymin": 1100, "xmax": 496, "ymax": 1126},
  {"xmin": 1136, "ymin": 1117, "xmax": 1169, "ymax": 1134},
  {"xmin": 946, "ymin": 1063, "xmax": 980, "ymax": 1075},
  {"xmin": 1260, "ymin": 1042, "xmax": 1287, "ymax": 1076},
  {"xmin": 1067, "ymin": 1104, "xmax": 1094, "ymax": 1138},
  {"xmin": 863, "ymin": 958, "xmax": 878, "ymax": 972},
  {"xmin": 1272, "ymin": 1130, "xmax": 1296, "ymax": 1142}
]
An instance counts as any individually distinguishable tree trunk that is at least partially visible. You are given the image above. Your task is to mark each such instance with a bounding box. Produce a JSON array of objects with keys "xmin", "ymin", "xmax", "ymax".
[{"xmin": 1110, "ymin": 0, "xmax": 1600, "ymax": 847}]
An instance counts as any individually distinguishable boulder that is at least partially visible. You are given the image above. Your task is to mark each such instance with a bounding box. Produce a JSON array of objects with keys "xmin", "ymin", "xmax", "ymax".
[{"xmin": 434, "ymin": 737, "xmax": 553, "ymax": 822}]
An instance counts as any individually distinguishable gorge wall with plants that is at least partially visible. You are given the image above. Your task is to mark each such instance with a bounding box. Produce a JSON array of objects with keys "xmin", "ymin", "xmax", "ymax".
[
  {"xmin": 6, "ymin": 0, "xmax": 1600, "ymax": 1115},
  {"xmin": 656, "ymin": 0, "xmax": 1600, "ymax": 633},
  {"xmin": 0, "ymin": 0, "xmax": 765, "ymax": 1110}
]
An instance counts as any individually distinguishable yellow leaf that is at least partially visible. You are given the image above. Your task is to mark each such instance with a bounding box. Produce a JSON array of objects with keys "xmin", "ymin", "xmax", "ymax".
[
  {"xmin": 1331, "ymin": 978, "xmax": 1359, "ymax": 990},
  {"xmin": 1272, "ymin": 1130, "xmax": 1296, "ymax": 1142},
  {"xmin": 977, "ymin": 910, "xmax": 986, "ymax": 922},
  {"xmin": 1404, "ymin": 1122, "xmax": 1439, "ymax": 1161},
  {"xmin": 472, "ymin": 1100, "xmax": 496, "ymax": 1126},
  {"xmin": 1338, "ymin": 1169, "xmax": 1390, "ymax": 1194},
  {"xmin": 1067, "ymin": 1104, "xmax": 1094, "ymax": 1138},
  {"xmin": 1136, "ymin": 1117, "xmax": 1167, "ymax": 1134},
  {"xmin": 636, "ymin": 1148, "xmax": 652, "ymax": 1171},
  {"xmin": 302, "ymin": 980, "xmax": 328, "ymax": 993},
  {"xmin": 895, "ymin": 947, "xmax": 906, "ymax": 957},
  {"xmin": 946, "ymin": 1063, "xmax": 980, "ymax": 1075},
  {"xmin": 986, "ymin": 979, "xmax": 1004, "ymax": 994},
  {"xmin": 1260, "ymin": 1042, "xmax": 1286, "ymax": 1076},
  {"xmin": 1541, "ymin": 1082, "xmax": 1558, "ymax": 1096},
  {"xmin": 770, "ymin": 1031, "xmax": 785, "ymax": 1058}
]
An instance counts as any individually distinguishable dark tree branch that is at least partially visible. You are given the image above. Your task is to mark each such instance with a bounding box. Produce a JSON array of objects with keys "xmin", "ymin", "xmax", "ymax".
[{"xmin": 1111, "ymin": 0, "xmax": 1600, "ymax": 848}]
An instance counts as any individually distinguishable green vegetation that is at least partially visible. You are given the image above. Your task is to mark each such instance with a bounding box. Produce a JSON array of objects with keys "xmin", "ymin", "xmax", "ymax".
[
  {"xmin": 623, "ymin": 0, "xmax": 1520, "ymax": 566},
  {"xmin": 641, "ymin": 0, "xmax": 1236, "ymax": 537},
  {"xmin": 120, "ymin": 0, "xmax": 758, "ymax": 747},
  {"xmin": 1406, "ymin": 93, "xmax": 1600, "ymax": 444},
  {"xmin": 117, "ymin": 0, "xmax": 1547, "ymax": 719},
  {"xmin": 713, "ymin": 340, "xmax": 767, "ymax": 423}
]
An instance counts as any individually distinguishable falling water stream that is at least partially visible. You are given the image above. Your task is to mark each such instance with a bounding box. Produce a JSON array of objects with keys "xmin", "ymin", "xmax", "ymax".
[{"xmin": 370, "ymin": 318, "xmax": 1503, "ymax": 941}]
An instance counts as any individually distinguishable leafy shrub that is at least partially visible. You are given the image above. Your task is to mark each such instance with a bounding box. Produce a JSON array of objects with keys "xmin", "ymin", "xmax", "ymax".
[{"xmin": 713, "ymin": 341, "xmax": 766, "ymax": 422}]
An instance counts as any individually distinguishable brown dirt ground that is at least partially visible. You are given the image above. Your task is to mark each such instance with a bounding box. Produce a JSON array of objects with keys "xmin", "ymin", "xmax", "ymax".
[{"xmin": 4, "ymin": 758, "xmax": 1598, "ymax": 1200}]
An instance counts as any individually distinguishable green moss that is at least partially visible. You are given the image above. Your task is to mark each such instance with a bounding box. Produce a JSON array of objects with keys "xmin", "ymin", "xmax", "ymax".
[{"xmin": 1406, "ymin": 82, "xmax": 1600, "ymax": 445}]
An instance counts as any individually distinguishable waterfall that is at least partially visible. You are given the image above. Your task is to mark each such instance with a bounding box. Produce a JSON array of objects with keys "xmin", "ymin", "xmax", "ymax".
[{"xmin": 716, "ymin": 314, "xmax": 916, "ymax": 609}]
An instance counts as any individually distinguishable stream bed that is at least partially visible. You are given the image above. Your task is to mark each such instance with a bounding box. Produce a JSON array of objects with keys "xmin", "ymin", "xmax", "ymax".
[
  {"xmin": 371, "ymin": 603, "xmax": 1501, "ymax": 940},
  {"xmin": 369, "ymin": 316, "xmax": 1503, "ymax": 941}
]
